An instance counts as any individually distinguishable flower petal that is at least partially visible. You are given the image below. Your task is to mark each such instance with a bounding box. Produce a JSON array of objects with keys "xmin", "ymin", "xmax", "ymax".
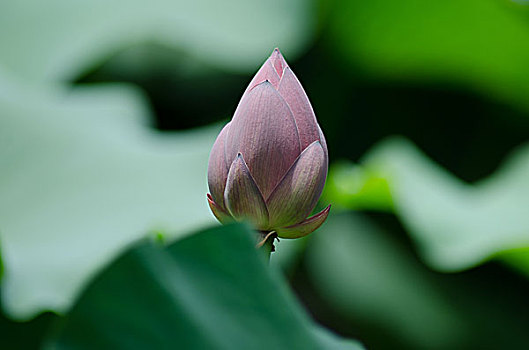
[
  {"xmin": 267, "ymin": 141, "xmax": 327, "ymax": 227},
  {"xmin": 317, "ymin": 124, "xmax": 329, "ymax": 175},
  {"xmin": 275, "ymin": 205, "xmax": 331, "ymax": 239},
  {"xmin": 207, "ymin": 193, "xmax": 232, "ymax": 224},
  {"xmin": 246, "ymin": 60, "xmax": 281, "ymax": 92},
  {"xmin": 278, "ymin": 67, "xmax": 321, "ymax": 150},
  {"xmin": 224, "ymin": 154, "xmax": 269, "ymax": 228},
  {"xmin": 317, "ymin": 124, "xmax": 328, "ymax": 158},
  {"xmin": 226, "ymin": 81, "xmax": 301, "ymax": 198},
  {"xmin": 207, "ymin": 123, "xmax": 230, "ymax": 210},
  {"xmin": 269, "ymin": 48, "xmax": 288, "ymax": 78}
]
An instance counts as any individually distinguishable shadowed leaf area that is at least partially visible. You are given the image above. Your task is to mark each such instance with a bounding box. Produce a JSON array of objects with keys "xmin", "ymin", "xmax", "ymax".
[{"xmin": 44, "ymin": 223, "xmax": 363, "ymax": 350}]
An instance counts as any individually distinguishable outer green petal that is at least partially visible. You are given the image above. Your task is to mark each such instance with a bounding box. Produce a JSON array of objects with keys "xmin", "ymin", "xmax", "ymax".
[
  {"xmin": 267, "ymin": 141, "xmax": 326, "ymax": 227},
  {"xmin": 224, "ymin": 154, "xmax": 269, "ymax": 228},
  {"xmin": 207, "ymin": 123, "xmax": 230, "ymax": 211},
  {"xmin": 207, "ymin": 194, "xmax": 232, "ymax": 224},
  {"xmin": 275, "ymin": 205, "xmax": 331, "ymax": 239}
]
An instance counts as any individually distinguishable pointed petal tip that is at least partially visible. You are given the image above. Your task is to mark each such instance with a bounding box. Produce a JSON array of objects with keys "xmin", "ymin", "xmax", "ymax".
[
  {"xmin": 249, "ymin": 79, "xmax": 273, "ymax": 92},
  {"xmin": 224, "ymin": 155, "xmax": 269, "ymax": 228},
  {"xmin": 269, "ymin": 48, "xmax": 288, "ymax": 78},
  {"xmin": 266, "ymin": 139, "xmax": 326, "ymax": 227},
  {"xmin": 311, "ymin": 140, "xmax": 327, "ymax": 160},
  {"xmin": 207, "ymin": 193, "xmax": 233, "ymax": 224},
  {"xmin": 246, "ymin": 59, "xmax": 281, "ymax": 92},
  {"xmin": 271, "ymin": 47, "xmax": 287, "ymax": 60},
  {"xmin": 275, "ymin": 205, "xmax": 331, "ymax": 239}
]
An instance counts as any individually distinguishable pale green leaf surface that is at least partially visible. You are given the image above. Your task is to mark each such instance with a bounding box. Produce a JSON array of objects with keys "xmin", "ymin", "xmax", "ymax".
[
  {"xmin": 0, "ymin": 0, "xmax": 313, "ymax": 83},
  {"xmin": 45, "ymin": 223, "xmax": 364, "ymax": 350},
  {"xmin": 362, "ymin": 137, "xmax": 529, "ymax": 271},
  {"xmin": 0, "ymin": 70, "xmax": 218, "ymax": 319}
]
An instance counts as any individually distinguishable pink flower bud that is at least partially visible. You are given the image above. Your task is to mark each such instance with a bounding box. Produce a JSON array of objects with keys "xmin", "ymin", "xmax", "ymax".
[{"xmin": 207, "ymin": 49, "xmax": 330, "ymax": 238}]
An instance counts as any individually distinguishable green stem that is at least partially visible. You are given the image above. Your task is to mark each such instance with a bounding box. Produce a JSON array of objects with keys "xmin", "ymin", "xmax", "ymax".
[{"xmin": 257, "ymin": 230, "xmax": 277, "ymax": 262}]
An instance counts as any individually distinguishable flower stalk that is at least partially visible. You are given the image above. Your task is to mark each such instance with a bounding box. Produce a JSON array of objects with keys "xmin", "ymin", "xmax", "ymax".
[{"xmin": 256, "ymin": 230, "xmax": 278, "ymax": 261}]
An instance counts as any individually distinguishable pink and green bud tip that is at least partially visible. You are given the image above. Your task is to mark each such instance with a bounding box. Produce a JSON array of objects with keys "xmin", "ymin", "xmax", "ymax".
[{"xmin": 207, "ymin": 48, "xmax": 330, "ymax": 239}]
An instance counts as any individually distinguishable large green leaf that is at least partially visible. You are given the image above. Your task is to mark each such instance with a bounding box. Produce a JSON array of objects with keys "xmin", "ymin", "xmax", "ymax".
[
  {"xmin": 0, "ymin": 70, "xmax": 218, "ymax": 319},
  {"xmin": 305, "ymin": 212, "xmax": 529, "ymax": 349},
  {"xmin": 305, "ymin": 213, "xmax": 468, "ymax": 349},
  {"xmin": 45, "ymin": 223, "xmax": 363, "ymax": 350},
  {"xmin": 0, "ymin": 0, "xmax": 313, "ymax": 83},
  {"xmin": 364, "ymin": 137, "xmax": 529, "ymax": 271},
  {"xmin": 324, "ymin": 0, "xmax": 529, "ymax": 112},
  {"xmin": 325, "ymin": 137, "xmax": 529, "ymax": 272}
]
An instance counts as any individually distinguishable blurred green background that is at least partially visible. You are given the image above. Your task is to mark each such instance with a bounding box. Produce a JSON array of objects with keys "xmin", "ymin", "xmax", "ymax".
[{"xmin": 2, "ymin": 0, "xmax": 529, "ymax": 349}]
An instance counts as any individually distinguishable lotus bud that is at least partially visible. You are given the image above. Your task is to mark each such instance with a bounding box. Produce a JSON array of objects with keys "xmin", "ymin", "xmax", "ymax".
[{"xmin": 207, "ymin": 48, "xmax": 330, "ymax": 239}]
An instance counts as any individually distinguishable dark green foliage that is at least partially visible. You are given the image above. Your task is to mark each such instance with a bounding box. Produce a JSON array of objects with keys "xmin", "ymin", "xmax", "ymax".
[{"xmin": 45, "ymin": 224, "xmax": 362, "ymax": 350}]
